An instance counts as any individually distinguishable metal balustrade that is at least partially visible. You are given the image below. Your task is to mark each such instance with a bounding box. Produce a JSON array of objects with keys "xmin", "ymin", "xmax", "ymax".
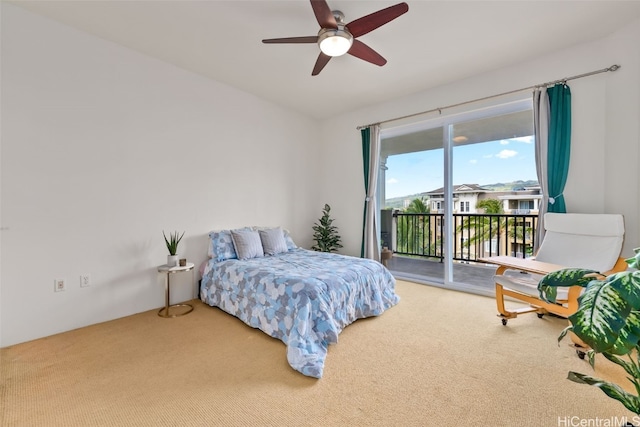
[{"xmin": 391, "ymin": 212, "xmax": 538, "ymax": 263}]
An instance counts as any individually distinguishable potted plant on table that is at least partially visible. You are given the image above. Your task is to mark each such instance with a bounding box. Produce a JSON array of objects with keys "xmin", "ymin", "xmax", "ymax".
[
  {"xmin": 538, "ymin": 248, "xmax": 640, "ymax": 416},
  {"xmin": 163, "ymin": 230, "xmax": 185, "ymax": 267}
]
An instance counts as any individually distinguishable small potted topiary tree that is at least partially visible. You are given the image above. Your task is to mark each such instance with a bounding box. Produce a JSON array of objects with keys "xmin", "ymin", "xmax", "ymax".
[{"xmin": 311, "ymin": 204, "xmax": 343, "ymax": 253}]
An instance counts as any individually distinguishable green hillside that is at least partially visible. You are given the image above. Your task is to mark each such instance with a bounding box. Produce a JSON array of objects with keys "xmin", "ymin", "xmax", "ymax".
[
  {"xmin": 384, "ymin": 180, "xmax": 539, "ymax": 209},
  {"xmin": 480, "ymin": 180, "xmax": 539, "ymax": 192}
]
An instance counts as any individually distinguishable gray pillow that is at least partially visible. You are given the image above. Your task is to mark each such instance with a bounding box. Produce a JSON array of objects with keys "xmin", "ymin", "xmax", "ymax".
[
  {"xmin": 259, "ymin": 227, "xmax": 289, "ymax": 256},
  {"xmin": 230, "ymin": 229, "xmax": 264, "ymax": 260}
]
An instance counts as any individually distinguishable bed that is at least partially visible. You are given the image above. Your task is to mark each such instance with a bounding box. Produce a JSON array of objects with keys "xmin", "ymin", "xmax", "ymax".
[{"xmin": 199, "ymin": 226, "xmax": 399, "ymax": 378}]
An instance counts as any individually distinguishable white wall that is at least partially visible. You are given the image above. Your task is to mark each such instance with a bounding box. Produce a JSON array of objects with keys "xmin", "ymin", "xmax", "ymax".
[
  {"xmin": 319, "ymin": 19, "xmax": 640, "ymax": 259},
  {"xmin": 0, "ymin": 4, "xmax": 321, "ymax": 346}
]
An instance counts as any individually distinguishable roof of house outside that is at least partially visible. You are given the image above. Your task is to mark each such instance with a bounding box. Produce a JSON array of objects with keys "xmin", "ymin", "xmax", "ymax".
[{"xmin": 426, "ymin": 184, "xmax": 491, "ymax": 195}]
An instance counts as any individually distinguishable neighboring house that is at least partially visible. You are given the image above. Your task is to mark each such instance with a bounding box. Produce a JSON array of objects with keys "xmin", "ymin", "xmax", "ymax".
[
  {"xmin": 426, "ymin": 184, "xmax": 491, "ymax": 213},
  {"xmin": 412, "ymin": 183, "xmax": 542, "ymax": 215},
  {"xmin": 483, "ymin": 185, "xmax": 542, "ymax": 214}
]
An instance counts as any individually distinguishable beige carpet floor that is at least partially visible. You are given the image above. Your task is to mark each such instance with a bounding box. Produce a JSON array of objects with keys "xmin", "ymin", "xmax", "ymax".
[{"xmin": 1, "ymin": 280, "xmax": 637, "ymax": 426}]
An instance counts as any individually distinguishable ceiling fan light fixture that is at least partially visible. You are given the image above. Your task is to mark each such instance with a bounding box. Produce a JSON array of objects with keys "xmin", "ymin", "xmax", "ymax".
[
  {"xmin": 262, "ymin": 1, "xmax": 409, "ymax": 75},
  {"xmin": 453, "ymin": 136, "xmax": 469, "ymax": 143},
  {"xmin": 318, "ymin": 28, "xmax": 353, "ymax": 57}
]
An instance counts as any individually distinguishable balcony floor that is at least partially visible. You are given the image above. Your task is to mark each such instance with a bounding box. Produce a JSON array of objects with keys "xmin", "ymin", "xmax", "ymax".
[{"xmin": 386, "ymin": 255, "xmax": 498, "ymax": 296}]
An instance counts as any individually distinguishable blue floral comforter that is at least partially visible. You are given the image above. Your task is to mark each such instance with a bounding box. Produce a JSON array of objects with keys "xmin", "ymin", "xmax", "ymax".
[{"xmin": 200, "ymin": 248, "xmax": 399, "ymax": 378}]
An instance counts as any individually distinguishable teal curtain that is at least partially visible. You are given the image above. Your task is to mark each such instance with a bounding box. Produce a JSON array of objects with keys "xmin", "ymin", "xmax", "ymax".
[
  {"xmin": 546, "ymin": 84, "xmax": 571, "ymax": 213},
  {"xmin": 360, "ymin": 128, "xmax": 371, "ymax": 258}
]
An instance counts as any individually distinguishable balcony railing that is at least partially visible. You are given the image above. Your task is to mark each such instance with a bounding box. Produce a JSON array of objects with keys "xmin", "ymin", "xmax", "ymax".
[{"xmin": 390, "ymin": 212, "xmax": 539, "ymax": 263}]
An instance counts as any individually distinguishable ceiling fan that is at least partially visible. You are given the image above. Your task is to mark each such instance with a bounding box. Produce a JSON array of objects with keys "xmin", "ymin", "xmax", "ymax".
[{"xmin": 262, "ymin": 0, "xmax": 409, "ymax": 76}]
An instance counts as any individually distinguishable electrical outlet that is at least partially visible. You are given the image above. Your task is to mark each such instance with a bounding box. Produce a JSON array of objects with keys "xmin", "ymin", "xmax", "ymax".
[
  {"xmin": 80, "ymin": 274, "xmax": 91, "ymax": 288},
  {"xmin": 54, "ymin": 278, "xmax": 66, "ymax": 292}
]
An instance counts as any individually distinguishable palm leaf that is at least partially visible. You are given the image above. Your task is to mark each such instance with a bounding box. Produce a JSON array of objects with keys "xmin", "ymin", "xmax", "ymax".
[
  {"xmin": 602, "ymin": 352, "xmax": 640, "ymax": 393},
  {"xmin": 567, "ymin": 371, "xmax": 640, "ymax": 414},
  {"xmin": 568, "ymin": 272, "xmax": 640, "ymax": 353},
  {"xmin": 608, "ymin": 311, "xmax": 640, "ymax": 355},
  {"xmin": 558, "ymin": 325, "xmax": 571, "ymax": 345},
  {"xmin": 626, "ymin": 247, "xmax": 640, "ymax": 270},
  {"xmin": 538, "ymin": 268, "xmax": 597, "ymax": 303}
]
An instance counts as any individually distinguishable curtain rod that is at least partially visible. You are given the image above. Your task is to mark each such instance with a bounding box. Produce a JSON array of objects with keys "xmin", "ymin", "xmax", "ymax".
[{"xmin": 356, "ymin": 64, "xmax": 620, "ymax": 130}]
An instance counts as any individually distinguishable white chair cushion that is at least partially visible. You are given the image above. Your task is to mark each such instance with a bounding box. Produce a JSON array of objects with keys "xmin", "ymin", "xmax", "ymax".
[
  {"xmin": 535, "ymin": 213, "xmax": 624, "ymax": 272},
  {"xmin": 494, "ymin": 271, "xmax": 571, "ymax": 301}
]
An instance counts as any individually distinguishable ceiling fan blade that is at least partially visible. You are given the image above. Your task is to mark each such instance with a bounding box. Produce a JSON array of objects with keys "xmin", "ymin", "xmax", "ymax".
[
  {"xmin": 312, "ymin": 52, "xmax": 332, "ymax": 76},
  {"xmin": 348, "ymin": 40, "xmax": 387, "ymax": 66},
  {"xmin": 346, "ymin": 2, "xmax": 409, "ymax": 38},
  {"xmin": 262, "ymin": 36, "xmax": 318, "ymax": 44},
  {"xmin": 310, "ymin": 0, "xmax": 337, "ymax": 29}
]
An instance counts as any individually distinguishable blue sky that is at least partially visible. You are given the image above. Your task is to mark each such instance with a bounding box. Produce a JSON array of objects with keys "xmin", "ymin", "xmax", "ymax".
[{"xmin": 385, "ymin": 136, "xmax": 536, "ymax": 199}]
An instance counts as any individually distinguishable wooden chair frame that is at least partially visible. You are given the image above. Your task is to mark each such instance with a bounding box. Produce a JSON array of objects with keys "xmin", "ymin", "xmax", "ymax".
[{"xmin": 481, "ymin": 255, "xmax": 628, "ymax": 325}]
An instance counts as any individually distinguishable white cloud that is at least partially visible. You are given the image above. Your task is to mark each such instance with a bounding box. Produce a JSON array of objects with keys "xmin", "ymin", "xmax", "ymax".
[
  {"xmin": 512, "ymin": 136, "xmax": 534, "ymax": 144},
  {"xmin": 387, "ymin": 178, "xmax": 399, "ymax": 185},
  {"xmin": 469, "ymin": 159, "xmax": 478, "ymax": 164},
  {"xmin": 496, "ymin": 149, "xmax": 517, "ymax": 159},
  {"xmin": 500, "ymin": 140, "xmax": 510, "ymax": 145}
]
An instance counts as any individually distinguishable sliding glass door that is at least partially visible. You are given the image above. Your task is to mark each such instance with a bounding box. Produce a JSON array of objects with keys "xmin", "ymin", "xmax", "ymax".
[
  {"xmin": 380, "ymin": 98, "xmax": 536, "ymax": 294},
  {"xmin": 379, "ymin": 122, "xmax": 444, "ymax": 284}
]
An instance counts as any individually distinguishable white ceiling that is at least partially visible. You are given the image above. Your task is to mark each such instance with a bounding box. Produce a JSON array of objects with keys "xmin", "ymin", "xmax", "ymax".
[{"xmin": 11, "ymin": 0, "xmax": 640, "ymax": 120}]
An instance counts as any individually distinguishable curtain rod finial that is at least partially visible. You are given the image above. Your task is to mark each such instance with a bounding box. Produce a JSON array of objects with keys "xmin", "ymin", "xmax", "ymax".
[{"xmin": 609, "ymin": 64, "xmax": 621, "ymax": 72}]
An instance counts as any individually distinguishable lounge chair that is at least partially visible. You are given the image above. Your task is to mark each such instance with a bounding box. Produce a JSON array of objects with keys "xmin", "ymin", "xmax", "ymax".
[{"xmin": 480, "ymin": 212, "xmax": 626, "ymax": 326}]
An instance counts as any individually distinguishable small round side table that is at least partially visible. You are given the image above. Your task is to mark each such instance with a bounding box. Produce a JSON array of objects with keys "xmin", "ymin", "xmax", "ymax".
[{"xmin": 157, "ymin": 262, "xmax": 195, "ymax": 318}]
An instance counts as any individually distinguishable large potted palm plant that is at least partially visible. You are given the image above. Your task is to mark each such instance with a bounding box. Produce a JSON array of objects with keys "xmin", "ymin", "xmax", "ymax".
[{"xmin": 539, "ymin": 248, "xmax": 640, "ymax": 415}]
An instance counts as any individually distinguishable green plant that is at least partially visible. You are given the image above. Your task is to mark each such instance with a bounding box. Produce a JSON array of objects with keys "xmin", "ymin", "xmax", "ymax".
[
  {"xmin": 457, "ymin": 198, "xmax": 504, "ymax": 251},
  {"xmin": 539, "ymin": 248, "xmax": 640, "ymax": 414},
  {"xmin": 311, "ymin": 204, "xmax": 343, "ymax": 253},
  {"xmin": 397, "ymin": 198, "xmax": 431, "ymax": 255},
  {"xmin": 163, "ymin": 230, "xmax": 185, "ymax": 256}
]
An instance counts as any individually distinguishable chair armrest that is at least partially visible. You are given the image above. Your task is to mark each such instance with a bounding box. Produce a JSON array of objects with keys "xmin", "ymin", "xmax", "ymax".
[
  {"xmin": 603, "ymin": 257, "xmax": 628, "ymax": 275},
  {"xmin": 480, "ymin": 255, "xmax": 628, "ymax": 277},
  {"xmin": 479, "ymin": 256, "xmax": 567, "ymax": 276}
]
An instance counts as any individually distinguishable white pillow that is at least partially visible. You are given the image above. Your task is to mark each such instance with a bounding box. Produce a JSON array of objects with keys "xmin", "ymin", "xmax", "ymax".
[
  {"xmin": 230, "ymin": 229, "xmax": 264, "ymax": 260},
  {"xmin": 253, "ymin": 226, "xmax": 298, "ymax": 250},
  {"xmin": 259, "ymin": 227, "xmax": 289, "ymax": 256}
]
